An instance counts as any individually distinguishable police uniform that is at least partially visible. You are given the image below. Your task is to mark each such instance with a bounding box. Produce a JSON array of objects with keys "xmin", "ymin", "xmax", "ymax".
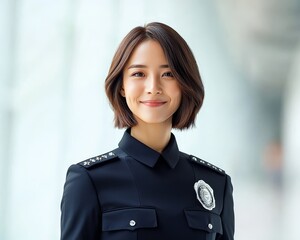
[{"xmin": 60, "ymin": 129, "xmax": 234, "ymax": 240}]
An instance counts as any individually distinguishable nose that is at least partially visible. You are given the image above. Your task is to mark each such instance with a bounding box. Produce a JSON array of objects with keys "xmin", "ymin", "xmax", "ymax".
[{"xmin": 145, "ymin": 74, "xmax": 162, "ymax": 95}]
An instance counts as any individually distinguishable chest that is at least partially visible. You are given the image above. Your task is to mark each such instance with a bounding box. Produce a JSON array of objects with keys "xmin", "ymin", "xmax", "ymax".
[{"xmin": 89, "ymin": 157, "xmax": 224, "ymax": 240}]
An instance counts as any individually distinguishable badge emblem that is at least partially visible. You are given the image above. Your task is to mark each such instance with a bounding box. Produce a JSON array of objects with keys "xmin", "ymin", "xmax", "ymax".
[{"xmin": 194, "ymin": 180, "xmax": 215, "ymax": 210}]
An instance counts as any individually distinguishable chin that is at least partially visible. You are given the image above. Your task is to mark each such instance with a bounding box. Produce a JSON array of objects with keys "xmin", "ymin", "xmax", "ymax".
[{"xmin": 138, "ymin": 117, "xmax": 172, "ymax": 125}]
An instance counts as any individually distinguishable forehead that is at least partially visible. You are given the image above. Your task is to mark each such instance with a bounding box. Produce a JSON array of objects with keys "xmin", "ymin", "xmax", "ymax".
[{"xmin": 126, "ymin": 40, "xmax": 168, "ymax": 66}]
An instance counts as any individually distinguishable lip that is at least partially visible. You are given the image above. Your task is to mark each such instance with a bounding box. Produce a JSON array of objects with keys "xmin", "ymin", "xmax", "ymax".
[{"xmin": 140, "ymin": 100, "xmax": 167, "ymax": 107}]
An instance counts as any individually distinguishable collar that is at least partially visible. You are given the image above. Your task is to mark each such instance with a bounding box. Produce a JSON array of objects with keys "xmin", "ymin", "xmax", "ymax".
[{"xmin": 118, "ymin": 128, "xmax": 180, "ymax": 169}]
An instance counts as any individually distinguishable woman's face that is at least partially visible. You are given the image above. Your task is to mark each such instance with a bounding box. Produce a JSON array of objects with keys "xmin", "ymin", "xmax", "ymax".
[{"xmin": 122, "ymin": 40, "xmax": 182, "ymax": 126}]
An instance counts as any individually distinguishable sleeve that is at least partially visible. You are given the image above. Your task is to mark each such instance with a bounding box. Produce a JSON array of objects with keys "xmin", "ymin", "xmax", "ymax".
[
  {"xmin": 218, "ymin": 174, "xmax": 235, "ymax": 240},
  {"xmin": 60, "ymin": 164, "xmax": 101, "ymax": 240}
]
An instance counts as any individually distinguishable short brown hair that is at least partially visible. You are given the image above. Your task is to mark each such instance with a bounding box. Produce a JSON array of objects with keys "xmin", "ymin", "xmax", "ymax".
[{"xmin": 105, "ymin": 22, "xmax": 204, "ymax": 129}]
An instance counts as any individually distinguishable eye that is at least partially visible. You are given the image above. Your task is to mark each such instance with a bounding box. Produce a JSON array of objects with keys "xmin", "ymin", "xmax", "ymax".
[
  {"xmin": 131, "ymin": 72, "xmax": 145, "ymax": 77},
  {"xmin": 162, "ymin": 71, "xmax": 174, "ymax": 78}
]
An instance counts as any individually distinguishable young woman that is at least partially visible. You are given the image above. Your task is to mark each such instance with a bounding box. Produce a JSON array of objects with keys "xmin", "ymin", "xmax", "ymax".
[{"xmin": 61, "ymin": 22, "xmax": 234, "ymax": 240}]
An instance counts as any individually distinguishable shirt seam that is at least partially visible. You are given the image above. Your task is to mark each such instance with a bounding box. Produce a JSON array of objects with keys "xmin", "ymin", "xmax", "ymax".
[
  {"xmin": 124, "ymin": 157, "xmax": 142, "ymax": 240},
  {"xmin": 124, "ymin": 157, "xmax": 142, "ymax": 206},
  {"xmin": 77, "ymin": 165, "xmax": 103, "ymax": 217}
]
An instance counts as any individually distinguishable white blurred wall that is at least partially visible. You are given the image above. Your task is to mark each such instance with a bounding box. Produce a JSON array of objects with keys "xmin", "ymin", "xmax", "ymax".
[{"xmin": 283, "ymin": 43, "xmax": 300, "ymax": 238}]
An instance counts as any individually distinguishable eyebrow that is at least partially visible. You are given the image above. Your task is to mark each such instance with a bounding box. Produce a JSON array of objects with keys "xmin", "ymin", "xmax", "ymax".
[{"xmin": 127, "ymin": 64, "xmax": 170, "ymax": 69}]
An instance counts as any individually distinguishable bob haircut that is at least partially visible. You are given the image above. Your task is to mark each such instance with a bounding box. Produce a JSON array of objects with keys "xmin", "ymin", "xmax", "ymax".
[{"xmin": 105, "ymin": 22, "xmax": 204, "ymax": 130}]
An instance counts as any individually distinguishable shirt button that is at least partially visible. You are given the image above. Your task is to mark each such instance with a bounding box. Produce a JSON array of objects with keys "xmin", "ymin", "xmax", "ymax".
[
  {"xmin": 208, "ymin": 223, "xmax": 213, "ymax": 229},
  {"xmin": 129, "ymin": 220, "xmax": 136, "ymax": 226}
]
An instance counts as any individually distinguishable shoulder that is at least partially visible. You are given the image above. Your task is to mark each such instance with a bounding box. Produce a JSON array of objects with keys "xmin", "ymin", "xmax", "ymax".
[
  {"xmin": 77, "ymin": 148, "xmax": 123, "ymax": 169},
  {"xmin": 181, "ymin": 152, "xmax": 226, "ymax": 175}
]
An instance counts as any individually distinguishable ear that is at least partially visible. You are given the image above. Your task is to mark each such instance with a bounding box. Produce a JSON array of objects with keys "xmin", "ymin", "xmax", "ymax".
[{"xmin": 120, "ymin": 87, "xmax": 125, "ymax": 97}]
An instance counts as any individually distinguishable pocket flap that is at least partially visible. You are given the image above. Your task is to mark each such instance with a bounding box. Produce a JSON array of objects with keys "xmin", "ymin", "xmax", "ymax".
[
  {"xmin": 184, "ymin": 210, "xmax": 223, "ymax": 234},
  {"xmin": 102, "ymin": 208, "xmax": 157, "ymax": 231}
]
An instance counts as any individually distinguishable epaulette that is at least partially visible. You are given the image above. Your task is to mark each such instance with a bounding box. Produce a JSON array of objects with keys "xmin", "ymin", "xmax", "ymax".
[
  {"xmin": 78, "ymin": 150, "xmax": 118, "ymax": 169},
  {"xmin": 189, "ymin": 155, "xmax": 225, "ymax": 175}
]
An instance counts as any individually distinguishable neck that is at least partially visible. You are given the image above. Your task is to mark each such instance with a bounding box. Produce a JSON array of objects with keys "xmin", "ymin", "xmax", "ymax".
[{"xmin": 131, "ymin": 122, "xmax": 172, "ymax": 153}]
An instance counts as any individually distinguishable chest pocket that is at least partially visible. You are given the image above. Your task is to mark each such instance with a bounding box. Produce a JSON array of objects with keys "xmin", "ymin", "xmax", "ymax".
[
  {"xmin": 102, "ymin": 207, "xmax": 157, "ymax": 231},
  {"xmin": 185, "ymin": 210, "xmax": 223, "ymax": 239}
]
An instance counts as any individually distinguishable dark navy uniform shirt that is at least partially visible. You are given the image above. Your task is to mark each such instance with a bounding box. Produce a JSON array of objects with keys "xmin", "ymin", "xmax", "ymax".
[{"xmin": 61, "ymin": 129, "xmax": 234, "ymax": 240}]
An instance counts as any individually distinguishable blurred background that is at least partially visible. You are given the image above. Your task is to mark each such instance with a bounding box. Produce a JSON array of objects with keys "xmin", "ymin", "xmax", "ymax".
[{"xmin": 1, "ymin": 0, "xmax": 300, "ymax": 239}]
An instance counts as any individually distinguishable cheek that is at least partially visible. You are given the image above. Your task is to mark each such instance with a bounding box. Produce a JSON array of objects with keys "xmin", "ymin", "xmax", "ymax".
[
  {"xmin": 175, "ymin": 93, "xmax": 182, "ymax": 109},
  {"xmin": 123, "ymin": 80, "xmax": 143, "ymax": 97},
  {"xmin": 169, "ymin": 83, "xmax": 182, "ymax": 102}
]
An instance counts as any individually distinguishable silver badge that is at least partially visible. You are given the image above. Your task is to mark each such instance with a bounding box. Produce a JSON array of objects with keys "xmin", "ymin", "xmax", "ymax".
[{"xmin": 194, "ymin": 180, "xmax": 215, "ymax": 210}]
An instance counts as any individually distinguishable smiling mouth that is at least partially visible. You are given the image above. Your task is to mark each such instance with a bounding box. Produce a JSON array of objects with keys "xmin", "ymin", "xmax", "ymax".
[{"xmin": 140, "ymin": 100, "xmax": 167, "ymax": 107}]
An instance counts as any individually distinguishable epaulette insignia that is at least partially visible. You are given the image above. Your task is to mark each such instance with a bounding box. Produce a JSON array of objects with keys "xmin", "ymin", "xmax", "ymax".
[
  {"xmin": 189, "ymin": 155, "xmax": 225, "ymax": 175},
  {"xmin": 78, "ymin": 151, "xmax": 118, "ymax": 169}
]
